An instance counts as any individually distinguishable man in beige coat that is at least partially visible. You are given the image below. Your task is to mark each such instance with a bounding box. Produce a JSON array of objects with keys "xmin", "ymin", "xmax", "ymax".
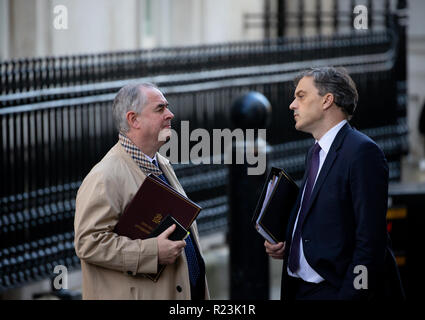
[{"xmin": 74, "ymin": 83, "xmax": 209, "ymax": 300}]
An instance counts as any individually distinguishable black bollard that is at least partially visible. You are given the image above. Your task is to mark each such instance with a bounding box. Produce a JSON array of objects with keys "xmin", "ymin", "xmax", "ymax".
[{"xmin": 228, "ymin": 91, "xmax": 271, "ymax": 299}]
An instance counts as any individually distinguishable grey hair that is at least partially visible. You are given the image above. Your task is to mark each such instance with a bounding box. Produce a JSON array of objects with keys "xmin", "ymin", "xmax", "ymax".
[
  {"xmin": 294, "ymin": 67, "xmax": 358, "ymax": 120},
  {"xmin": 112, "ymin": 82, "xmax": 159, "ymax": 132}
]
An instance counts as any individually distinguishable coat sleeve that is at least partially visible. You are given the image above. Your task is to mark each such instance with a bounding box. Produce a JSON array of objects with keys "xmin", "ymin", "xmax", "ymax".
[
  {"xmin": 338, "ymin": 142, "xmax": 389, "ymax": 300},
  {"xmin": 74, "ymin": 171, "xmax": 158, "ymax": 275}
]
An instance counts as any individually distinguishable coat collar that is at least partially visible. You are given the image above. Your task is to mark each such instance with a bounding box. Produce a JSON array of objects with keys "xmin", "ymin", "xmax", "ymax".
[
  {"xmin": 117, "ymin": 133, "xmax": 182, "ymax": 193},
  {"xmin": 118, "ymin": 132, "xmax": 163, "ymax": 176}
]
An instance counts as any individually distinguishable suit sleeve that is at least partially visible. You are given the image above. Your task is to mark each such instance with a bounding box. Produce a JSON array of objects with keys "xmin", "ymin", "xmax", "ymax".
[
  {"xmin": 74, "ymin": 171, "xmax": 158, "ymax": 275},
  {"xmin": 338, "ymin": 142, "xmax": 389, "ymax": 300}
]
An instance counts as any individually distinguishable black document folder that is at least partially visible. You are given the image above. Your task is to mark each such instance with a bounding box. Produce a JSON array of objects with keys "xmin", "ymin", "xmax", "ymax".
[
  {"xmin": 149, "ymin": 214, "xmax": 190, "ymax": 241},
  {"xmin": 252, "ymin": 167, "xmax": 299, "ymax": 244}
]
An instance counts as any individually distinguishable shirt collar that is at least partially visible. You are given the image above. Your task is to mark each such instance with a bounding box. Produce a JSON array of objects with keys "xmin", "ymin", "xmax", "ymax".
[
  {"xmin": 144, "ymin": 152, "xmax": 157, "ymax": 164},
  {"xmin": 317, "ymin": 120, "xmax": 347, "ymax": 154},
  {"xmin": 118, "ymin": 132, "xmax": 162, "ymax": 176}
]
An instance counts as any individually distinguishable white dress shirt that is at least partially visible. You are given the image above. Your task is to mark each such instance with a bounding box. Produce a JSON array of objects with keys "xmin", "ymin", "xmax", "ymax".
[
  {"xmin": 287, "ymin": 119, "xmax": 347, "ymax": 283},
  {"xmin": 144, "ymin": 153, "xmax": 158, "ymax": 164}
]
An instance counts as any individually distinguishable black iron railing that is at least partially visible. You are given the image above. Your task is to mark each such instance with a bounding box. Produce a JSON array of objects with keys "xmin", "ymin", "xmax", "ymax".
[{"xmin": 0, "ymin": 16, "xmax": 407, "ymax": 293}]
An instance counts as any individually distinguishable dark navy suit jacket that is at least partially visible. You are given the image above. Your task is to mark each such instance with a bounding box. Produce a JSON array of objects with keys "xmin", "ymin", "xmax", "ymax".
[{"xmin": 281, "ymin": 123, "xmax": 390, "ymax": 300}]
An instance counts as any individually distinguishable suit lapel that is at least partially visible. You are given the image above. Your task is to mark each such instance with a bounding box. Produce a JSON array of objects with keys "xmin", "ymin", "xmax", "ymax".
[{"xmin": 300, "ymin": 123, "xmax": 351, "ymax": 228}]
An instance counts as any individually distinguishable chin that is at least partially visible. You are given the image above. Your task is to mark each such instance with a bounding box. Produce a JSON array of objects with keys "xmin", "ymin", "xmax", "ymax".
[
  {"xmin": 295, "ymin": 123, "xmax": 309, "ymax": 134},
  {"xmin": 294, "ymin": 122, "xmax": 302, "ymax": 130}
]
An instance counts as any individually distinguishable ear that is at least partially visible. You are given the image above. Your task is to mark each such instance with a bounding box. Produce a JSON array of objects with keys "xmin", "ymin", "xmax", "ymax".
[
  {"xmin": 322, "ymin": 93, "xmax": 334, "ymax": 111},
  {"xmin": 126, "ymin": 111, "xmax": 140, "ymax": 129}
]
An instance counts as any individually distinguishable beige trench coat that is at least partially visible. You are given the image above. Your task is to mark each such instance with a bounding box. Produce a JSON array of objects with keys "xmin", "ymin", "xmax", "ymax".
[{"xmin": 74, "ymin": 142, "xmax": 210, "ymax": 300}]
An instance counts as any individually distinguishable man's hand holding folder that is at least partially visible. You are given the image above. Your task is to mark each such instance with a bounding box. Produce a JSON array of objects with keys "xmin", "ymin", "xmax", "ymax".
[
  {"xmin": 264, "ymin": 240, "xmax": 286, "ymax": 260},
  {"xmin": 157, "ymin": 224, "xmax": 187, "ymax": 265},
  {"xmin": 151, "ymin": 214, "xmax": 191, "ymax": 265}
]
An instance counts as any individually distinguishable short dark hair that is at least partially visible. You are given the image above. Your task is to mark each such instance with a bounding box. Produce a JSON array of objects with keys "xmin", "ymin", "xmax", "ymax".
[{"xmin": 294, "ymin": 67, "xmax": 358, "ymax": 119}]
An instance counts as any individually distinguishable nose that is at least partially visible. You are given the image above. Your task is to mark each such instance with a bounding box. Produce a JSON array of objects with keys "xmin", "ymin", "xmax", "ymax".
[
  {"xmin": 165, "ymin": 107, "xmax": 174, "ymax": 120},
  {"xmin": 289, "ymin": 98, "xmax": 297, "ymax": 110}
]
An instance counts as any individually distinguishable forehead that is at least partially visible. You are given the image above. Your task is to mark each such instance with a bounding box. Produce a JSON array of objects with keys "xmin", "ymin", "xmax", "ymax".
[
  {"xmin": 143, "ymin": 87, "xmax": 168, "ymax": 105},
  {"xmin": 295, "ymin": 76, "xmax": 318, "ymax": 93}
]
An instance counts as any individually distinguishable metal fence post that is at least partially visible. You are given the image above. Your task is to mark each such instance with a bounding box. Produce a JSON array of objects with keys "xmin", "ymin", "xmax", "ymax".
[{"xmin": 228, "ymin": 92, "xmax": 271, "ymax": 299}]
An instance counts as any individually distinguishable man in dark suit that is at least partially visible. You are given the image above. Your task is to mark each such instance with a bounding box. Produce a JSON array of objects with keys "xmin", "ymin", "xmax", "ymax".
[{"xmin": 265, "ymin": 67, "xmax": 402, "ymax": 300}]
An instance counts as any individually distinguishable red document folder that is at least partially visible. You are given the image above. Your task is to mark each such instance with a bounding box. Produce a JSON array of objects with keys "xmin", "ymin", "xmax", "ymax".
[
  {"xmin": 114, "ymin": 174, "xmax": 202, "ymax": 240},
  {"xmin": 113, "ymin": 174, "xmax": 202, "ymax": 282}
]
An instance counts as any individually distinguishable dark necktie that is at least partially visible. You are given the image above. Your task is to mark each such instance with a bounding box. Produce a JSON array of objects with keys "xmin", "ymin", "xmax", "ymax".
[
  {"xmin": 152, "ymin": 159, "xmax": 200, "ymax": 287},
  {"xmin": 288, "ymin": 143, "xmax": 321, "ymax": 273}
]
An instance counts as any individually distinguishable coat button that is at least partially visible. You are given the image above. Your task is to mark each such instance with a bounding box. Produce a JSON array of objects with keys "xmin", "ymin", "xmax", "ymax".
[
  {"xmin": 176, "ymin": 285, "xmax": 182, "ymax": 292},
  {"xmin": 304, "ymin": 239, "xmax": 310, "ymax": 243}
]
